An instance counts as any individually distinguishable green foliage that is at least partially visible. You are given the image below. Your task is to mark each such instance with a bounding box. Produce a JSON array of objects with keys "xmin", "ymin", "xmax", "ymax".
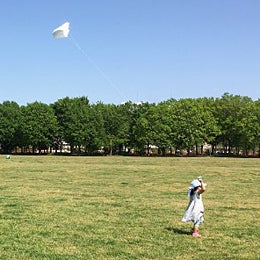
[
  {"xmin": 0, "ymin": 101, "xmax": 21, "ymax": 153},
  {"xmin": 19, "ymin": 102, "xmax": 58, "ymax": 152},
  {"xmin": 126, "ymin": 102, "xmax": 154, "ymax": 153},
  {"xmin": 95, "ymin": 103, "xmax": 130, "ymax": 155},
  {"xmin": 0, "ymin": 93, "xmax": 260, "ymax": 155},
  {"xmin": 214, "ymin": 93, "xmax": 259, "ymax": 155},
  {"xmin": 52, "ymin": 97, "xmax": 94, "ymax": 153}
]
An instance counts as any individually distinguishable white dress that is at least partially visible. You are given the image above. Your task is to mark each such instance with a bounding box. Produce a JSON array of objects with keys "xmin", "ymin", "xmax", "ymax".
[{"xmin": 182, "ymin": 190, "xmax": 204, "ymax": 225}]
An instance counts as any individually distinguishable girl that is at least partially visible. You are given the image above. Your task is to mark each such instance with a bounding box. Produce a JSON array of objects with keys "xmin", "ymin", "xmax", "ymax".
[{"xmin": 182, "ymin": 178, "xmax": 206, "ymax": 237}]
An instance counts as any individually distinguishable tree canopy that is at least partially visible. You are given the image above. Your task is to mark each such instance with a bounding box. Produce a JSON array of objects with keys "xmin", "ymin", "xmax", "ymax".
[{"xmin": 0, "ymin": 93, "xmax": 260, "ymax": 156}]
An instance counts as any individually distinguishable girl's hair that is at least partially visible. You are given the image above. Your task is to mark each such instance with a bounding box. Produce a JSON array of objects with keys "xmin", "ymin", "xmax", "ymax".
[{"xmin": 189, "ymin": 186, "xmax": 199, "ymax": 197}]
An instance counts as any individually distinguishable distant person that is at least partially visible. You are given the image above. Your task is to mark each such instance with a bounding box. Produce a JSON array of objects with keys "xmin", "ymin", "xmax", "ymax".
[{"xmin": 182, "ymin": 177, "xmax": 207, "ymax": 237}]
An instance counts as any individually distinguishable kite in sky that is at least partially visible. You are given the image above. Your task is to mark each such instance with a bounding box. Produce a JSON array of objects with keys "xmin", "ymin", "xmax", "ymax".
[
  {"xmin": 51, "ymin": 21, "xmax": 126, "ymax": 100},
  {"xmin": 52, "ymin": 22, "xmax": 70, "ymax": 38}
]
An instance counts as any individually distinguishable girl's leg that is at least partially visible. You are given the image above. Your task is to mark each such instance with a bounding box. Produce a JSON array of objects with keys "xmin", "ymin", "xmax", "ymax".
[
  {"xmin": 192, "ymin": 222, "xmax": 201, "ymax": 237},
  {"xmin": 193, "ymin": 226, "xmax": 199, "ymax": 234}
]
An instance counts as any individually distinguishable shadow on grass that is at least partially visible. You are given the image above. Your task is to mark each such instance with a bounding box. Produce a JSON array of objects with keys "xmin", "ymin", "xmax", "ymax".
[{"xmin": 165, "ymin": 227, "xmax": 191, "ymax": 235}]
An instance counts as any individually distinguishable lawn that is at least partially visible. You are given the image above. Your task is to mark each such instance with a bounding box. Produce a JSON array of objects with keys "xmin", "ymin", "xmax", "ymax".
[{"xmin": 0, "ymin": 156, "xmax": 259, "ymax": 259}]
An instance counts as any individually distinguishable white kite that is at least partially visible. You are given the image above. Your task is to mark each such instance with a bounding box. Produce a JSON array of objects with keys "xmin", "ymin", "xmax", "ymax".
[{"xmin": 52, "ymin": 22, "xmax": 70, "ymax": 38}]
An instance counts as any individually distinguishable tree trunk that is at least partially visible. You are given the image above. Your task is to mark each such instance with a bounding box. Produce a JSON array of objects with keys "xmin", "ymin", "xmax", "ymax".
[{"xmin": 109, "ymin": 140, "xmax": 113, "ymax": 156}]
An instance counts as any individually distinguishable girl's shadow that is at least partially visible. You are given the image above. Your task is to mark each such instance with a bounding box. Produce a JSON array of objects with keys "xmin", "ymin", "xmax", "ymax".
[{"xmin": 165, "ymin": 227, "xmax": 191, "ymax": 235}]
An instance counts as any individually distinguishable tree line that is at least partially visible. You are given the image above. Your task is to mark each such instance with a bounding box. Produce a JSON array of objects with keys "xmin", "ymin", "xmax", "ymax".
[{"xmin": 0, "ymin": 93, "xmax": 260, "ymax": 156}]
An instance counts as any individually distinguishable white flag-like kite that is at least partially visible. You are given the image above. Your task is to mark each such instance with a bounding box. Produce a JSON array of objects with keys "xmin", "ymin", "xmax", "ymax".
[{"xmin": 52, "ymin": 22, "xmax": 70, "ymax": 38}]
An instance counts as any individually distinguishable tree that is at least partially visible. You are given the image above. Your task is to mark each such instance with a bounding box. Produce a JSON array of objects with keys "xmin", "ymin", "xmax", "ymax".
[
  {"xmin": 166, "ymin": 98, "xmax": 220, "ymax": 155},
  {"xmin": 253, "ymin": 100, "xmax": 260, "ymax": 155},
  {"xmin": 0, "ymin": 101, "xmax": 21, "ymax": 153},
  {"xmin": 52, "ymin": 97, "xmax": 92, "ymax": 154},
  {"xmin": 96, "ymin": 103, "xmax": 130, "ymax": 155},
  {"xmin": 142, "ymin": 102, "xmax": 173, "ymax": 156},
  {"xmin": 193, "ymin": 97, "xmax": 220, "ymax": 155},
  {"xmin": 85, "ymin": 103, "xmax": 106, "ymax": 154},
  {"xmin": 128, "ymin": 102, "xmax": 154, "ymax": 154},
  {"xmin": 20, "ymin": 102, "xmax": 58, "ymax": 153},
  {"xmin": 168, "ymin": 98, "xmax": 200, "ymax": 154},
  {"xmin": 237, "ymin": 98, "xmax": 260, "ymax": 156},
  {"xmin": 214, "ymin": 93, "xmax": 256, "ymax": 155}
]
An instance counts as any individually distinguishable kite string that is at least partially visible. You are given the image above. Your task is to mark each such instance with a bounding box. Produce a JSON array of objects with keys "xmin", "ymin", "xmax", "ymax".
[{"xmin": 69, "ymin": 35, "xmax": 127, "ymax": 102}]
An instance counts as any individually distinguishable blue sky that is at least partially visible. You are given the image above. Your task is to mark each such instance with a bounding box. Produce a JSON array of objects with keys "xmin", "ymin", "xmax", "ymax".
[{"xmin": 0, "ymin": 0, "xmax": 260, "ymax": 105}]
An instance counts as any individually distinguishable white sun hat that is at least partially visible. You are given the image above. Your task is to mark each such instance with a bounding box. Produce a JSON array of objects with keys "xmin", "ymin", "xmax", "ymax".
[{"xmin": 190, "ymin": 179, "xmax": 201, "ymax": 189}]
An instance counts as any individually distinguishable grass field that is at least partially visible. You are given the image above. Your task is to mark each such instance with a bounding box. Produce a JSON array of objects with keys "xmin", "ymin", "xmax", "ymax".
[{"xmin": 0, "ymin": 155, "xmax": 259, "ymax": 259}]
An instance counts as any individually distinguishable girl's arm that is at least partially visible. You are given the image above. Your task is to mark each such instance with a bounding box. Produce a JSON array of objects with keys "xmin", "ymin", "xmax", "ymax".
[{"xmin": 198, "ymin": 180, "xmax": 206, "ymax": 194}]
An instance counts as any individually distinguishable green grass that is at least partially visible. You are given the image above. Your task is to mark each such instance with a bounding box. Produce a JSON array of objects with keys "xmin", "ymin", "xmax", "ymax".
[{"xmin": 0, "ymin": 156, "xmax": 259, "ymax": 259}]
